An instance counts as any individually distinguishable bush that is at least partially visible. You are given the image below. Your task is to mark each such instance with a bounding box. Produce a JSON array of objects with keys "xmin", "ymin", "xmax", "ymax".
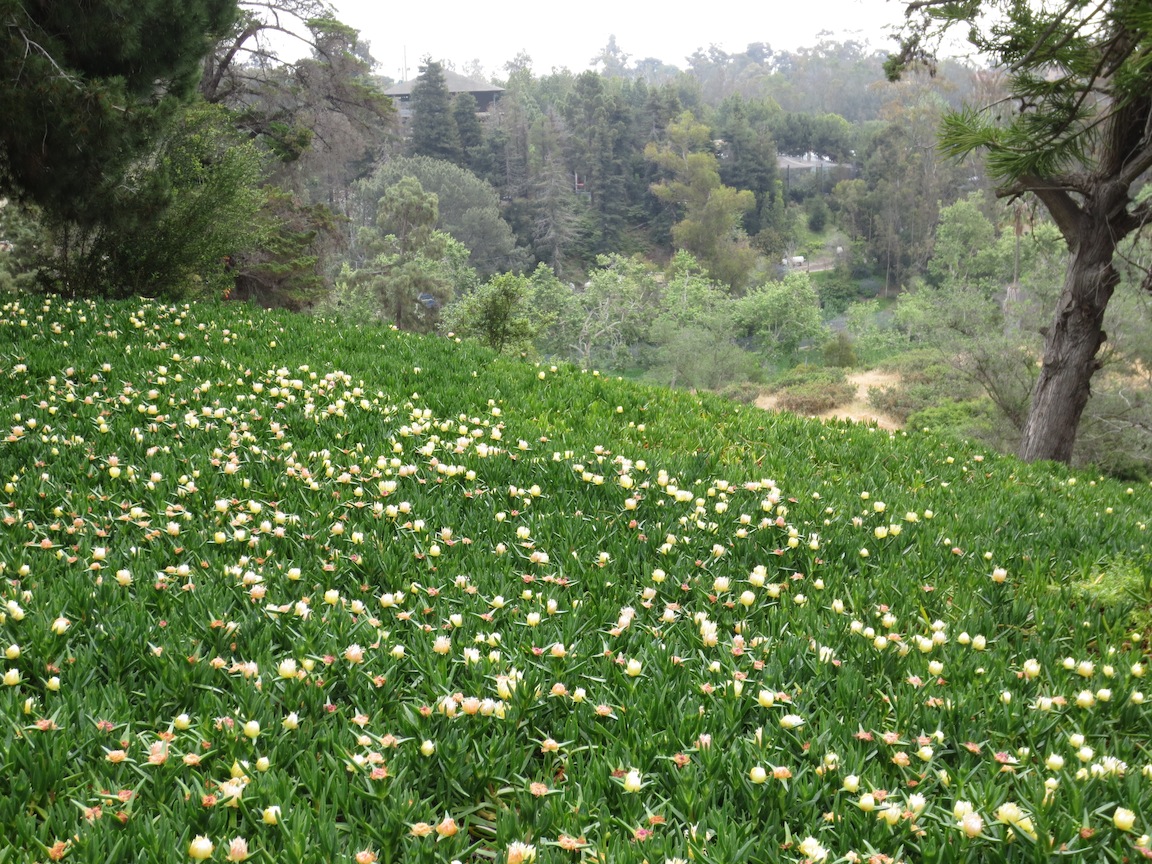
[
  {"xmin": 867, "ymin": 352, "xmax": 980, "ymax": 422},
  {"xmin": 823, "ymin": 331, "xmax": 857, "ymax": 367},
  {"xmin": 772, "ymin": 366, "xmax": 847, "ymax": 389},
  {"xmin": 772, "ymin": 367, "xmax": 854, "ymax": 415},
  {"xmin": 718, "ymin": 381, "xmax": 763, "ymax": 404}
]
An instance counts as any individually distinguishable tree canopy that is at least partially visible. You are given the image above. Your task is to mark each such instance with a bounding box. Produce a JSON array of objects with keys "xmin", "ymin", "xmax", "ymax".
[
  {"xmin": 889, "ymin": 0, "xmax": 1152, "ymax": 464},
  {"xmin": 1, "ymin": 0, "xmax": 238, "ymax": 222}
]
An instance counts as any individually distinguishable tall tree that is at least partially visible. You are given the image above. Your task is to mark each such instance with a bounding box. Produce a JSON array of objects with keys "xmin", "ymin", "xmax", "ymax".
[
  {"xmin": 1, "ymin": 0, "xmax": 237, "ymax": 223},
  {"xmin": 349, "ymin": 177, "xmax": 474, "ymax": 331},
  {"xmin": 646, "ymin": 113, "xmax": 756, "ymax": 289},
  {"xmin": 357, "ymin": 155, "xmax": 524, "ymax": 276},
  {"xmin": 890, "ymin": 0, "xmax": 1152, "ymax": 463},
  {"xmin": 409, "ymin": 60, "xmax": 462, "ymax": 164},
  {"xmin": 453, "ymin": 91, "xmax": 485, "ymax": 171}
]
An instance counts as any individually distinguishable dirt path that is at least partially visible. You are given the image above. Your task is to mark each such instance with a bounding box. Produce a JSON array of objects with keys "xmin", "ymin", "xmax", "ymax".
[{"xmin": 756, "ymin": 369, "xmax": 902, "ymax": 430}]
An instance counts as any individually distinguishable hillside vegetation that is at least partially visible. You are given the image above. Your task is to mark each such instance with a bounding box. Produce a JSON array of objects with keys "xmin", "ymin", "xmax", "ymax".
[{"xmin": 1, "ymin": 298, "xmax": 1150, "ymax": 863}]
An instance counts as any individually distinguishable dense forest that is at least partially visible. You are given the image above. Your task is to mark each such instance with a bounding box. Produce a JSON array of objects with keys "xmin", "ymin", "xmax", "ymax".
[{"xmin": 2, "ymin": 0, "xmax": 1151, "ymax": 474}]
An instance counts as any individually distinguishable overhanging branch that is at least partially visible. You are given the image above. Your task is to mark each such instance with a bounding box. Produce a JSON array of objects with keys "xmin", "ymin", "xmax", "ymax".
[{"xmin": 1001, "ymin": 174, "xmax": 1084, "ymax": 245}]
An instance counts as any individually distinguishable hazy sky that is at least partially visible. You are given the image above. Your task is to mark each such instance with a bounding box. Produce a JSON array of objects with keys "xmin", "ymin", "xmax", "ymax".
[{"xmin": 330, "ymin": 0, "xmax": 911, "ymax": 82}]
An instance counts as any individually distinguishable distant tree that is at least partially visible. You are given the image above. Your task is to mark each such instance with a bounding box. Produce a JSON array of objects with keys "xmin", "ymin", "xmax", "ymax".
[
  {"xmin": 231, "ymin": 188, "xmax": 343, "ymax": 310},
  {"xmin": 453, "ymin": 92, "xmax": 485, "ymax": 171},
  {"xmin": 358, "ymin": 156, "xmax": 525, "ymax": 275},
  {"xmin": 646, "ymin": 113, "xmax": 757, "ymax": 289},
  {"xmin": 926, "ymin": 195, "xmax": 998, "ymax": 288},
  {"xmin": 410, "ymin": 60, "xmax": 462, "ymax": 164},
  {"xmin": 733, "ymin": 272, "xmax": 826, "ymax": 358},
  {"xmin": 346, "ymin": 177, "xmax": 476, "ymax": 331},
  {"xmin": 571, "ymin": 255, "xmax": 660, "ymax": 368},
  {"xmin": 714, "ymin": 95, "xmax": 779, "ymax": 234},
  {"xmin": 441, "ymin": 272, "xmax": 538, "ymax": 354},
  {"xmin": 591, "ymin": 35, "xmax": 632, "ymax": 77}
]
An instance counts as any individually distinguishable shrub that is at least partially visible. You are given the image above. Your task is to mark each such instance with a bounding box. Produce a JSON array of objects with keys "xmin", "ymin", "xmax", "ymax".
[
  {"xmin": 772, "ymin": 367, "xmax": 854, "ymax": 414},
  {"xmin": 822, "ymin": 331, "xmax": 857, "ymax": 367},
  {"xmin": 718, "ymin": 381, "xmax": 762, "ymax": 404}
]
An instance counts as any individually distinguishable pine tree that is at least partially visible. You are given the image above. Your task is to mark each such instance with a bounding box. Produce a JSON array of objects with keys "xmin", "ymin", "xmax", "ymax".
[
  {"xmin": 890, "ymin": 0, "xmax": 1152, "ymax": 463},
  {"xmin": 409, "ymin": 60, "xmax": 462, "ymax": 164},
  {"xmin": 1, "ymin": 0, "xmax": 238, "ymax": 224}
]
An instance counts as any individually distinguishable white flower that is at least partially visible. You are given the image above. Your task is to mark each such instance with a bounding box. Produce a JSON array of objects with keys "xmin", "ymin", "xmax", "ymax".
[
  {"xmin": 779, "ymin": 714, "xmax": 804, "ymax": 730},
  {"xmin": 1114, "ymin": 807, "xmax": 1137, "ymax": 832},
  {"xmin": 798, "ymin": 836, "xmax": 828, "ymax": 861},
  {"xmin": 189, "ymin": 836, "xmax": 215, "ymax": 860},
  {"xmin": 622, "ymin": 769, "xmax": 643, "ymax": 792}
]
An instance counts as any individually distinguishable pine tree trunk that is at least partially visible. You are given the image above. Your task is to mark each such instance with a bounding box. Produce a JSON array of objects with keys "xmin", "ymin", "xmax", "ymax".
[{"xmin": 1017, "ymin": 222, "xmax": 1119, "ymax": 464}]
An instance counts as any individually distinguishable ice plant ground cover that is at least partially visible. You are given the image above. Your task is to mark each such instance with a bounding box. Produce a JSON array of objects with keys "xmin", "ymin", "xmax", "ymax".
[{"xmin": 0, "ymin": 299, "xmax": 1150, "ymax": 864}]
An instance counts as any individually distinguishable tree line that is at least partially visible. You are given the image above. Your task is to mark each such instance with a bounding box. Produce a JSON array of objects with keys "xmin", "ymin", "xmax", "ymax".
[{"xmin": 3, "ymin": 0, "xmax": 1151, "ymax": 469}]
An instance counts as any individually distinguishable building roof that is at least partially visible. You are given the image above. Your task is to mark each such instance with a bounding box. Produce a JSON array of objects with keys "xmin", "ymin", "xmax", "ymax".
[
  {"xmin": 384, "ymin": 70, "xmax": 505, "ymax": 97},
  {"xmin": 777, "ymin": 155, "xmax": 841, "ymax": 171}
]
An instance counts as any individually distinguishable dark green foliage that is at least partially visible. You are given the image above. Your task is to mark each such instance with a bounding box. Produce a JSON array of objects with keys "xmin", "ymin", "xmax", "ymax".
[
  {"xmin": 441, "ymin": 272, "xmax": 537, "ymax": 354},
  {"xmin": 814, "ymin": 266, "xmax": 860, "ymax": 316},
  {"xmin": 358, "ymin": 156, "xmax": 525, "ymax": 276},
  {"xmin": 453, "ymin": 92, "xmax": 485, "ymax": 171},
  {"xmin": 822, "ymin": 331, "xmax": 858, "ymax": 367},
  {"xmin": 0, "ymin": 200, "xmax": 47, "ymax": 292},
  {"xmin": 45, "ymin": 103, "xmax": 264, "ymax": 298},
  {"xmin": 0, "ymin": 0, "xmax": 238, "ymax": 223},
  {"xmin": 409, "ymin": 60, "xmax": 462, "ymax": 164},
  {"xmin": 342, "ymin": 176, "xmax": 477, "ymax": 332},
  {"xmin": 232, "ymin": 188, "xmax": 343, "ymax": 310},
  {"xmin": 806, "ymin": 196, "xmax": 828, "ymax": 233}
]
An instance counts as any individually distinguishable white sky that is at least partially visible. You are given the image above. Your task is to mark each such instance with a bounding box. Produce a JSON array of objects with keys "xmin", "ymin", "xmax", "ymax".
[{"xmin": 330, "ymin": 0, "xmax": 912, "ymax": 82}]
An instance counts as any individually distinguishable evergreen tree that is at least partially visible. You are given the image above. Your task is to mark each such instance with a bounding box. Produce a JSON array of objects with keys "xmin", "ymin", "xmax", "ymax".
[
  {"xmin": 453, "ymin": 92, "xmax": 485, "ymax": 171},
  {"xmin": 1, "ymin": 0, "xmax": 238, "ymax": 224},
  {"xmin": 646, "ymin": 113, "xmax": 757, "ymax": 290},
  {"xmin": 409, "ymin": 60, "xmax": 462, "ymax": 164},
  {"xmin": 890, "ymin": 0, "xmax": 1152, "ymax": 463}
]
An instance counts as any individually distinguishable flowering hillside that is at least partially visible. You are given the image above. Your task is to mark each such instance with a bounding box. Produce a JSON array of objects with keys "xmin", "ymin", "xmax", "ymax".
[{"xmin": 1, "ymin": 298, "xmax": 1149, "ymax": 864}]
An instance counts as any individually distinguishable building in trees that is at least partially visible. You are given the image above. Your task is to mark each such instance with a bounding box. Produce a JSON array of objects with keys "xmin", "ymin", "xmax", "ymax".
[{"xmin": 384, "ymin": 68, "xmax": 505, "ymax": 120}]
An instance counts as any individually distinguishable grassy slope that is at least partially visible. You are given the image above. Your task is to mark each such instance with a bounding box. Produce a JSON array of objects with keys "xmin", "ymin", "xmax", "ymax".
[{"xmin": 0, "ymin": 297, "xmax": 1149, "ymax": 863}]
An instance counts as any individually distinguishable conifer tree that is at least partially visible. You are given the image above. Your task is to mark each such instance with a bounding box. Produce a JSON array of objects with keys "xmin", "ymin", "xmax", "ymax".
[
  {"xmin": 1, "ymin": 0, "xmax": 237, "ymax": 224},
  {"xmin": 409, "ymin": 60, "xmax": 462, "ymax": 164}
]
